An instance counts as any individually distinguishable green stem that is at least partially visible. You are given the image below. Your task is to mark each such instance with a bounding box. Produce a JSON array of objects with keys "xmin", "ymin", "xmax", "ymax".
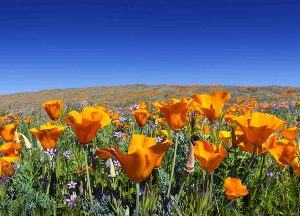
[
  {"xmin": 241, "ymin": 145, "xmax": 257, "ymax": 182},
  {"xmin": 257, "ymin": 154, "xmax": 266, "ymax": 183},
  {"xmin": 167, "ymin": 132, "xmax": 179, "ymax": 198},
  {"xmin": 46, "ymin": 174, "xmax": 51, "ymax": 197},
  {"xmin": 250, "ymin": 154, "xmax": 266, "ymax": 205},
  {"xmin": 85, "ymin": 148, "xmax": 93, "ymax": 205},
  {"xmin": 136, "ymin": 182, "xmax": 140, "ymax": 216},
  {"xmin": 233, "ymin": 147, "xmax": 237, "ymax": 176}
]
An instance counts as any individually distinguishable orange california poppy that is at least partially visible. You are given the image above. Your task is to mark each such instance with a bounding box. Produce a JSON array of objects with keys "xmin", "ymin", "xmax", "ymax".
[
  {"xmin": 14, "ymin": 117, "xmax": 21, "ymax": 124},
  {"xmin": 291, "ymin": 158, "xmax": 300, "ymax": 177},
  {"xmin": 218, "ymin": 129, "xmax": 245, "ymax": 148},
  {"xmin": 63, "ymin": 107, "xmax": 111, "ymax": 144},
  {"xmin": 42, "ymin": 99, "xmax": 63, "ymax": 120},
  {"xmin": 267, "ymin": 139, "xmax": 298, "ymax": 168},
  {"xmin": 0, "ymin": 156, "xmax": 19, "ymax": 177},
  {"xmin": 219, "ymin": 131, "xmax": 232, "ymax": 146},
  {"xmin": 154, "ymin": 138, "xmax": 174, "ymax": 169},
  {"xmin": 0, "ymin": 124, "xmax": 18, "ymax": 142},
  {"xmin": 25, "ymin": 116, "xmax": 31, "ymax": 124},
  {"xmin": 7, "ymin": 113, "xmax": 13, "ymax": 122},
  {"xmin": 2, "ymin": 160, "xmax": 15, "ymax": 177},
  {"xmin": 0, "ymin": 117, "xmax": 6, "ymax": 124},
  {"xmin": 224, "ymin": 115, "xmax": 235, "ymax": 126},
  {"xmin": 192, "ymin": 91, "xmax": 231, "ymax": 121},
  {"xmin": 30, "ymin": 125, "xmax": 65, "ymax": 150},
  {"xmin": 132, "ymin": 108, "xmax": 150, "ymax": 128},
  {"xmin": 0, "ymin": 141, "xmax": 22, "ymax": 156},
  {"xmin": 234, "ymin": 112, "xmax": 286, "ymax": 146},
  {"xmin": 156, "ymin": 97, "xmax": 193, "ymax": 131},
  {"xmin": 96, "ymin": 134, "xmax": 171, "ymax": 182},
  {"xmin": 193, "ymin": 140, "xmax": 228, "ymax": 173},
  {"xmin": 224, "ymin": 177, "xmax": 249, "ymax": 200},
  {"xmin": 155, "ymin": 117, "xmax": 166, "ymax": 129},
  {"xmin": 280, "ymin": 127, "xmax": 298, "ymax": 140}
]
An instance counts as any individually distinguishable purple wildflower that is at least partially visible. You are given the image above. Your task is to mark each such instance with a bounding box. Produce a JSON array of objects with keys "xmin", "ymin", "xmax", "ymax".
[
  {"xmin": 67, "ymin": 181, "xmax": 77, "ymax": 189},
  {"xmin": 66, "ymin": 194, "xmax": 77, "ymax": 207},
  {"xmin": 179, "ymin": 135, "xmax": 184, "ymax": 142},
  {"xmin": 118, "ymin": 117, "xmax": 126, "ymax": 123},
  {"xmin": 130, "ymin": 104, "xmax": 139, "ymax": 111},
  {"xmin": 156, "ymin": 136, "xmax": 163, "ymax": 143},
  {"xmin": 112, "ymin": 159, "xmax": 121, "ymax": 168},
  {"xmin": 114, "ymin": 131, "xmax": 123, "ymax": 138},
  {"xmin": 63, "ymin": 150, "xmax": 72, "ymax": 158},
  {"xmin": 45, "ymin": 148, "xmax": 56, "ymax": 156},
  {"xmin": 267, "ymin": 171, "xmax": 274, "ymax": 177},
  {"xmin": 0, "ymin": 176, "xmax": 11, "ymax": 184},
  {"xmin": 105, "ymin": 158, "xmax": 121, "ymax": 169}
]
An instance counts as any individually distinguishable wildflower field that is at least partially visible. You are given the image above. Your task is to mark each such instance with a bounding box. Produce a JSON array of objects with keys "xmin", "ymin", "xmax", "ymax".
[{"xmin": 0, "ymin": 85, "xmax": 300, "ymax": 215}]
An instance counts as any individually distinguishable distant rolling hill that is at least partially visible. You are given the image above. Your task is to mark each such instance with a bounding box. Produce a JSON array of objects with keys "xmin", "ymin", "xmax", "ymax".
[{"xmin": 0, "ymin": 85, "xmax": 299, "ymax": 114}]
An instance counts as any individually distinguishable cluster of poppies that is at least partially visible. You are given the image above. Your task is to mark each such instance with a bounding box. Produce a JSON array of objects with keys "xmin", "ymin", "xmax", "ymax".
[
  {"xmin": 3, "ymin": 90, "xmax": 299, "ymax": 208},
  {"xmin": 0, "ymin": 123, "xmax": 21, "ymax": 177}
]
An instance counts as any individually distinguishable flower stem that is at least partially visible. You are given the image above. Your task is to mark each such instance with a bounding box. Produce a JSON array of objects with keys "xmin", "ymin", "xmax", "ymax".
[
  {"xmin": 135, "ymin": 182, "xmax": 140, "ymax": 216},
  {"xmin": 167, "ymin": 132, "xmax": 179, "ymax": 198},
  {"xmin": 250, "ymin": 154, "xmax": 266, "ymax": 206},
  {"xmin": 257, "ymin": 154, "xmax": 266, "ymax": 183},
  {"xmin": 85, "ymin": 148, "xmax": 93, "ymax": 205},
  {"xmin": 241, "ymin": 145, "xmax": 257, "ymax": 182}
]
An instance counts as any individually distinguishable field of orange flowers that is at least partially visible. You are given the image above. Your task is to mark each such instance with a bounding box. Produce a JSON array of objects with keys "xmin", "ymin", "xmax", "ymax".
[{"xmin": 0, "ymin": 85, "xmax": 299, "ymax": 215}]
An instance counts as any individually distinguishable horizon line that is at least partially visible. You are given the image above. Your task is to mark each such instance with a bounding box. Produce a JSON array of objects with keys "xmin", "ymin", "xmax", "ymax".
[{"xmin": 1, "ymin": 83, "xmax": 300, "ymax": 96}]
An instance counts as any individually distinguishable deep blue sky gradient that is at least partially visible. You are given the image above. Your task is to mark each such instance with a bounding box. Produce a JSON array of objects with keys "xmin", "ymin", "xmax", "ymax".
[{"xmin": 1, "ymin": 0, "xmax": 300, "ymax": 94}]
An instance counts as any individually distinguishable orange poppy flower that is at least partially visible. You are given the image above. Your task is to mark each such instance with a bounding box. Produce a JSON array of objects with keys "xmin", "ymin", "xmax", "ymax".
[
  {"xmin": 132, "ymin": 109, "xmax": 150, "ymax": 128},
  {"xmin": 291, "ymin": 158, "xmax": 300, "ymax": 177},
  {"xmin": 1, "ymin": 160, "xmax": 15, "ymax": 177},
  {"xmin": 30, "ymin": 125, "xmax": 65, "ymax": 150},
  {"xmin": 25, "ymin": 116, "xmax": 31, "ymax": 124},
  {"xmin": 155, "ymin": 97, "xmax": 193, "ymax": 131},
  {"xmin": 0, "ymin": 141, "xmax": 22, "ymax": 156},
  {"xmin": 267, "ymin": 139, "xmax": 298, "ymax": 168},
  {"xmin": 224, "ymin": 115, "xmax": 235, "ymax": 126},
  {"xmin": 42, "ymin": 99, "xmax": 63, "ymax": 120},
  {"xmin": 0, "ymin": 117, "xmax": 6, "ymax": 124},
  {"xmin": 155, "ymin": 118, "xmax": 166, "ymax": 129},
  {"xmin": 224, "ymin": 177, "xmax": 249, "ymax": 200},
  {"xmin": 219, "ymin": 130, "xmax": 245, "ymax": 148},
  {"xmin": 280, "ymin": 127, "xmax": 298, "ymax": 140},
  {"xmin": 193, "ymin": 140, "xmax": 228, "ymax": 173},
  {"xmin": 14, "ymin": 117, "xmax": 21, "ymax": 124},
  {"xmin": 63, "ymin": 107, "xmax": 111, "ymax": 144},
  {"xmin": 234, "ymin": 112, "xmax": 286, "ymax": 146},
  {"xmin": 0, "ymin": 156, "xmax": 19, "ymax": 177},
  {"xmin": 95, "ymin": 105, "xmax": 113, "ymax": 116},
  {"xmin": 137, "ymin": 102, "xmax": 147, "ymax": 109},
  {"xmin": 0, "ymin": 124, "xmax": 18, "ymax": 142},
  {"xmin": 219, "ymin": 131, "xmax": 232, "ymax": 146},
  {"xmin": 192, "ymin": 91, "xmax": 230, "ymax": 121},
  {"xmin": 154, "ymin": 138, "xmax": 174, "ymax": 169},
  {"xmin": 96, "ymin": 134, "xmax": 171, "ymax": 182},
  {"xmin": 7, "ymin": 113, "xmax": 13, "ymax": 122}
]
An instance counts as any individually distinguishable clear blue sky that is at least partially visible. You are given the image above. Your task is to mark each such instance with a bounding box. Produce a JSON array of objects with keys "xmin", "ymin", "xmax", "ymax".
[{"xmin": 1, "ymin": 0, "xmax": 300, "ymax": 94}]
